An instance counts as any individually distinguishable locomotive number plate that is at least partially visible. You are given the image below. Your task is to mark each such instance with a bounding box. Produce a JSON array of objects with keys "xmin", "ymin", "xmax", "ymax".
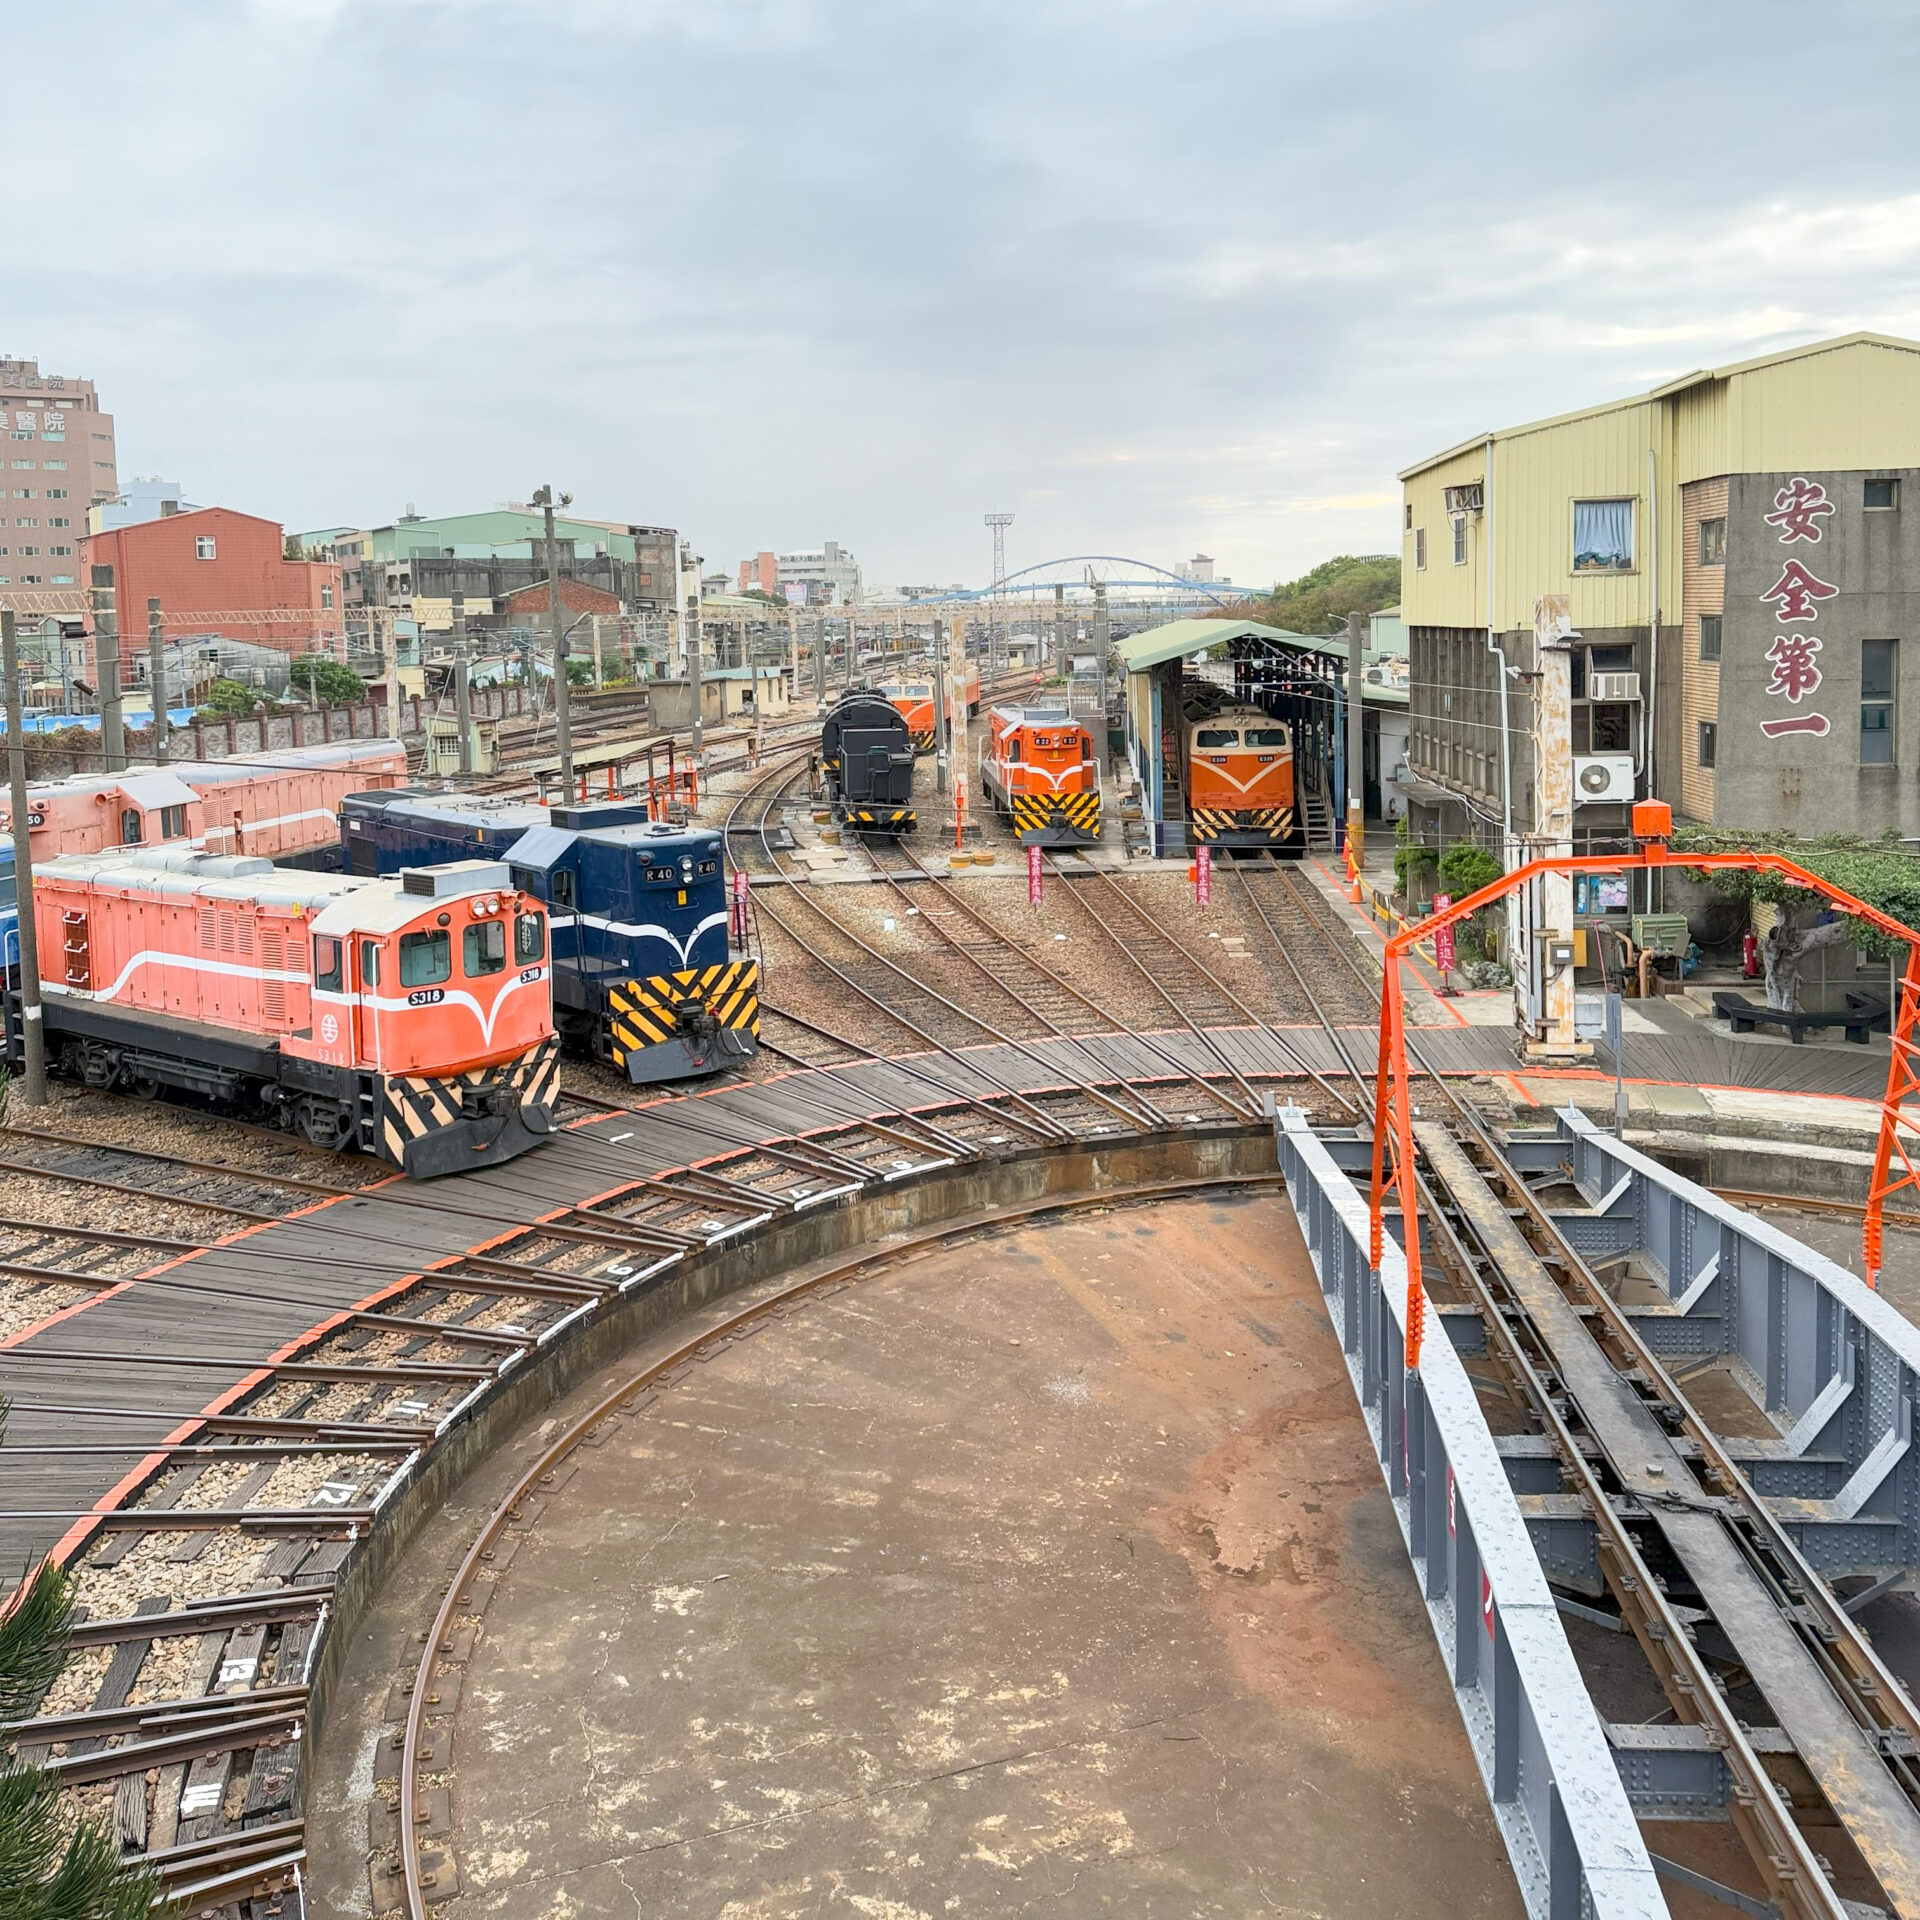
[{"xmin": 407, "ymin": 987, "xmax": 446, "ymax": 1006}]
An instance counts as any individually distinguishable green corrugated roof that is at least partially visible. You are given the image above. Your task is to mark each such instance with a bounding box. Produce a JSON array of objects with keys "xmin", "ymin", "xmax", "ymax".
[{"xmin": 1114, "ymin": 618, "xmax": 1348, "ymax": 673}]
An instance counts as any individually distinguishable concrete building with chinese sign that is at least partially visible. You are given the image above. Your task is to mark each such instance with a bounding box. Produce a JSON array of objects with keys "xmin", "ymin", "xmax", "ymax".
[
  {"xmin": 1399, "ymin": 332, "xmax": 1920, "ymax": 853},
  {"xmin": 0, "ymin": 356, "xmax": 117, "ymax": 624}
]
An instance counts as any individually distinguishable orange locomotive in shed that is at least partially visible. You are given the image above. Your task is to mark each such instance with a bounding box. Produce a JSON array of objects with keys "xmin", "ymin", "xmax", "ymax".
[
  {"xmin": 883, "ymin": 663, "xmax": 980, "ymax": 751},
  {"xmin": 13, "ymin": 849, "xmax": 560, "ymax": 1175},
  {"xmin": 979, "ymin": 705, "xmax": 1102, "ymax": 846},
  {"xmin": 1184, "ymin": 699, "xmax": 1296, "ymax": 847}
]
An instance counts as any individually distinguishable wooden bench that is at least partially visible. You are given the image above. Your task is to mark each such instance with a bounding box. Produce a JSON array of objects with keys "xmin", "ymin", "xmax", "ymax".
[{"xmin": 1712, "ymin": 990, "xmax": 1885, "ymax": 1045}]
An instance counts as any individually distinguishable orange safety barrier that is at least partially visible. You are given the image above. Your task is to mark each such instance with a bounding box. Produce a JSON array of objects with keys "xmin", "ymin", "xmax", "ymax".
[{"xmin": 1372, "ymin": 800, "xmax": 1920, "ymax": 1375}]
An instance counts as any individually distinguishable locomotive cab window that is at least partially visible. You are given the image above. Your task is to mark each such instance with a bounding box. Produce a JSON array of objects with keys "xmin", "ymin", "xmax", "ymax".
[
  {"xmin": 119, "ymin": 807, "xmax": 142, "ymax": 845},
  {"xmin": 400, "ymin": 928, "xmax": 451, "ymax": 987},
  {"xmin": 463, "ymin": 918, "xmax": 506, "ymax": 976},
  {"xmin": 1006, "ymin": 737, "xmax": 1020, "ymax": 761},
  {"xmin": 552, "ymin": 869, "xmax": 575, "ymax": 909},
  {"xmin": 359, "ymin": 940, "xmax": 379, "ymax": 987},
  {"xmin": 1195, "ymin": 728, "xmax": 1240, "ymax": 748},
  {"xmin": 515, "ymin": 909, "xmax": 546, "ymax": 964},
  {"xmin": 1246, "ymin": 728, "xmax": 1289, "ymax": 747},
  {"xmin": 314, "ymin": 936, "xmax": 343, "ymax": 992},
  {"xmin": 159, "ymin": 804, "xmax": 187, "ymax": 840}
]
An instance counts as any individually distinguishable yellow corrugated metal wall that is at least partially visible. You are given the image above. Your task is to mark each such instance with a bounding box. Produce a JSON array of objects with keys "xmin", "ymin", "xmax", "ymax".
[
  {"xmin": 1400, "ymin": 446, "xmax": 1487, "ymax": 630},
  {"xmin": 1402, "ymin": 337, "xmax": 1920, "ymax": 641},
  {"xmin": 1725, "ymin": 340, "xmax": 1920, "ymax": 475},
  {"xmin": 1491, "ymin": 401, "xmax": 1658, "ymax": 634}
]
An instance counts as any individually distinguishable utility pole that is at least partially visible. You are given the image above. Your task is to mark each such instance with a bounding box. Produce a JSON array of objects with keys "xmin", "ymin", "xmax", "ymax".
[
  {"xmin": 147, "ymin": 597, "xmax": 168, "ymax": 764},
  {"xmin": 535, "ymin": 484, "xmax": 573, "ymax": 793},
  {"xmin": 1345, "ymin": 610, "xmax": 1365, "ymax": 879},
  {"xmin": 3, "ymin": 612, "xmax": 47, "ymax": 1106},
  {"xmin": 688, "ymin": 578, "xmax": 704, "ymax": 763},
  {"xmin": 1092, "ymin": 581, "xmax": 1110, "ymax": 695},
  {"xmin": 1527, "ymin": 596, "xmax": 1581, "ymax": 1059},
  {"xmin": 1054, "ymin": 583, "xmax": 1066, "ymax": 683},
  {"xmin": 452, "ymin": 591, "xmax": 473, "ymax": 778},
  {"xmin": 813, "ymin": 618, "xmax": 826, "ymax": 707},
  {"xmin": 383, "ymin": 608, "xmax": 403, "ymax": 743},
  {"xmin": 933, "ymin": 624, "xmax": 948, "ymax": 797},
  {"xmin": 90, "ymin": 566, "xmax": 125, "ymax": 773}
]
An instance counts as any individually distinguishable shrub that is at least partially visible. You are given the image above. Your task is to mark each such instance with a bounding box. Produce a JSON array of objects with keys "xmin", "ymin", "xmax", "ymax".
[
  {"xmin": 288, "ymin": 657, "xmax": 366, "ymax": 704},
  {"xmin": 197, "ymin": 677, "xmax": 262, "ymax": 720},
  {"xmin": 1438, "ymin": 841, "xmax": 1502, "ymax": 900}
]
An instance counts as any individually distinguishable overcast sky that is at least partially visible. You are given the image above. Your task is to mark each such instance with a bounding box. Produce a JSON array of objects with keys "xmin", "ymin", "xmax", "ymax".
[{"xmin": 11, "ymin": 0, "xmax": 1919, "ymax": 591}]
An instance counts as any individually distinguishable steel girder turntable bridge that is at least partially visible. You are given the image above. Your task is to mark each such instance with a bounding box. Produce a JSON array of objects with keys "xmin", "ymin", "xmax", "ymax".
[{"xmin": 1276, "ymin": 800, "xmax": 1920, "ymax": 1919}]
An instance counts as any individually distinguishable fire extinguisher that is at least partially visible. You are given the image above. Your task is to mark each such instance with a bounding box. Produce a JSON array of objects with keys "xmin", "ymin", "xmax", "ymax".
[{"xmin": 1742, "ymin": 930, "xmax": 1759, "ymax": 978}]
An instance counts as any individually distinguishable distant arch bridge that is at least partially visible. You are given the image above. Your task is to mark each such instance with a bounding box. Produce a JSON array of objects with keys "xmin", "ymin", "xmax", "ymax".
[{"xmin": 898, "ymin": 556, "xmax": 1239, "ymax": 611}]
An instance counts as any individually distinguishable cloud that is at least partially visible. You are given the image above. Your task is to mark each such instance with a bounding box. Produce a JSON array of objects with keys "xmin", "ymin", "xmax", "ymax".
[{"xmin": 9, "ymin": 0, "xmax": 1918, "ymax": 588}]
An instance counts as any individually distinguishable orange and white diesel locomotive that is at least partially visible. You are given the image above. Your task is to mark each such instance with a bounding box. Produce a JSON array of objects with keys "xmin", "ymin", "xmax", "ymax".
[
  {"xmin": 1184, "ymin": 697, "xmax": 1296, "ymax": 847},
  {"xmin": 12, "ymin": 849, "xmax": 560, "ymax": 1176},
  {"xmin": 979, "ymin": 704, "xmax": 1101, "ymax": 846},
  {"xmin": 883, "ymin": 663, "xmax": 980, "ymax": 751}
]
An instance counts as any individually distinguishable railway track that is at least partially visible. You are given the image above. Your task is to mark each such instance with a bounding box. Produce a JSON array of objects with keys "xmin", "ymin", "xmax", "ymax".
[
  {"xmin": 5, "ymin": 1079, "xmax": 1156, "ymax": 1911},
  {"xmin": 388, "ymin": 1167, "xmax": 1291, "ymax": 1920},
  {"xmin": 1253, "ymin": 856, "xmax": 1920, "ymax": 1917},
  {"xmin": 0, "ymin": 714, "xmax": 1401, "ymax": 1918}
]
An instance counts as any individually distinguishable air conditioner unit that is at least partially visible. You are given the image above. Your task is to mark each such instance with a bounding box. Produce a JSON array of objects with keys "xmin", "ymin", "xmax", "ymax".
[
  {"xmin": 1443, "ymin": 482, "xmax": 1485, "ymax": 514},
  {"xmin": 1574, "ymin": 754, "xmax": 1635, "ymax": 804},
  {"xmin": 1589, "ymin": 671, "xmax": 1642, "ymax": 702}
]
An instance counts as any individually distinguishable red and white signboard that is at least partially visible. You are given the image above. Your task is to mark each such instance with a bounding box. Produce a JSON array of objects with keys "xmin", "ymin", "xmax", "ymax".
[
  {"xmin": 1759, "ymin": 478, "xmax": 1838, "ymax": 740},
  {"xmin": 1195, "ymin": 843, "xmax": 1211, "ymax": 907},
  {"xmin": 1027, "ymin": 843, "xmax": 1043, "ymax": 907},
  {"xmin": 1432, "ymin": 893, "xmax": 1454, "ymax": 973},
  {"xmin": 731, "ymin": 869, "xmax": 749, "ymax": 946}
]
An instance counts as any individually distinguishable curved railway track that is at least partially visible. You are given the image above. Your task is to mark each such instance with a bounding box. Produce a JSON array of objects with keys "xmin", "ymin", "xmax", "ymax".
[
  {"xmin": 391, "ymin": 1167, "xmax": 1292, "ymax": 1920},
  {"xmin": 0, "ymin": 717, "xmax": 1405, "ymax": 1916},
  {"xmin": 1241, "ymin": 855, "xmax": 1920, "ymax": 1919}
]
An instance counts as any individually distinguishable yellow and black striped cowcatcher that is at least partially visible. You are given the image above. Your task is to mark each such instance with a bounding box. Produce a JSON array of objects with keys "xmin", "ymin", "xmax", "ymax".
[
  {"xmin": 608, "ymin": 961, "xmax": 761, "ymax": 1066},
  {"xmin": 1009, "ymin": 789, "xmax": 1101, "ymax": 845},
  {"xmin": 1189, "ymin": 806, "xmax": 1294, "ymax": 844},
  {"xmin": 381, "ymin": 1036, "xmax": 562, "ymax": 1174}
]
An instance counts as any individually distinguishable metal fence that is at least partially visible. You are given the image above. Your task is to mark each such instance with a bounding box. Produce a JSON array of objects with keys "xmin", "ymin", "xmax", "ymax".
[{"xmin": 1274, "ymin": 1107, "xmax": 1664, "ymax": 1920}]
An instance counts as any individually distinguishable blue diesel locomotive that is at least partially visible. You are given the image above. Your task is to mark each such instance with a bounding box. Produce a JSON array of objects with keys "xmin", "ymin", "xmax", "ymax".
[{"xmin": 338, "ymin": 791, "xmax": 759, "ymax": 1083}]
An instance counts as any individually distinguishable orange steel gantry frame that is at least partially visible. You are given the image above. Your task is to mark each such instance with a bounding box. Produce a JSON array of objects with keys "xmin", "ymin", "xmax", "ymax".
[{"xmin": 1370, "ymin": 801, "xmax": 1920, "ymax": 1371}]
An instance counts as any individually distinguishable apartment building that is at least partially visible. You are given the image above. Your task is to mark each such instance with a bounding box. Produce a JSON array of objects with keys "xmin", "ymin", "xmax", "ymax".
[
  {"xmin": 293, "ymin": 508, "xmax": 676, "ymax": 617},
  {"xmin": 1400, "ymin": 332, "xmax": 1920, "ymax": 848},
  {"xmin": 0, "ymin": 356, "xmax": 117, "ymax": 618}
]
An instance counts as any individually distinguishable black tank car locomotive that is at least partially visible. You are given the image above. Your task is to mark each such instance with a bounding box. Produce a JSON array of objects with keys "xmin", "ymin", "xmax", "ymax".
[{"xmin": 819, "ymin": 690, "xmax": 918, "ymax": 833}]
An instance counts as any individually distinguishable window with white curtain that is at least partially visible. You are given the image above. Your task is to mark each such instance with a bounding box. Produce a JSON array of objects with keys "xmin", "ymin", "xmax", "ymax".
[{"xmin": 1572, "ymin": 499, "xmax": 1634, "ymax": 573}]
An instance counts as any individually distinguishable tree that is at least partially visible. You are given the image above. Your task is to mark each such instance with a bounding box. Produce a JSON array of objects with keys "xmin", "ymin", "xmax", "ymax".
[
  {"xmin": 0, "ymin": 1402, "xmax": 167, "ymax": 1919},
  {"xmin": 197, "ymin": 678, "xmax": 260, "ymax": 720},
  {"xmin": 1672, "ymin": 824, "xmax": 1920, "ymax": 1011},
  {"xmin": 564, "ymin": 657, "xmax": 594, "ymax": 687},
  {"xmin": 1242, "ymin": 554, "xmax": 1401, "ymax": 636},
  {"xmin": 287, "ymin": 658, "xmax": 366, "ymax": 705},
  {"xmin": 282, "ymin": 536, "xmax": 306, "ymax": 561}
]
